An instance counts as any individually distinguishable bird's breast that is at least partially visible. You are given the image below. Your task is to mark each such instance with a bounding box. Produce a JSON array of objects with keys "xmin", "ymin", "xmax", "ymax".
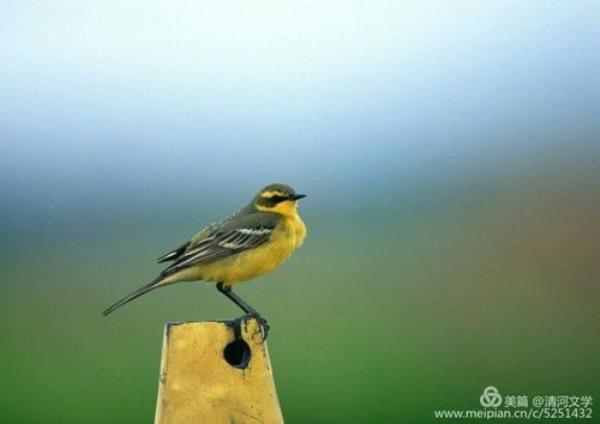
[
  {"xmin": 293, "ymin": 212, "xmax": 307, "ymax": 247},
  {"xmin": 194, "ymin": 218, "xmax": 299, "ymax": 284}
]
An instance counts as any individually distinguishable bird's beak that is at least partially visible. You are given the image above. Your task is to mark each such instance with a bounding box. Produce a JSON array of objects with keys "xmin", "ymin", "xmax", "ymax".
[{"xmin": 290, "ymin": 194, "xmax": 307, "ymax": 201}]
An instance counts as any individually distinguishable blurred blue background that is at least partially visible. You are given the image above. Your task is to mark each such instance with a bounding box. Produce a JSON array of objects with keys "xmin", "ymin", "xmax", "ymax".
[{"xmin": 0, "ymin": 1, "xmax": 598, "ymax": 422}]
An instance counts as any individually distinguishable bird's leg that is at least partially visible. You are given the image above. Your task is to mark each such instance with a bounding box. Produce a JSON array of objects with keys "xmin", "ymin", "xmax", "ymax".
[
  {"xmin": 216, "ymin": 283, "xmax": 260, "ymax": 315},
  {"xmin": 216, "ymin": 283, "xmax": 270, "ymax": 339}
]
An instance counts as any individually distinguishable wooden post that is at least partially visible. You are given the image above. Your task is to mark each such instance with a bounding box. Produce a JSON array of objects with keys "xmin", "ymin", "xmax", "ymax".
[{"xmin": 154, "ymin": 317, "xmax": 284, "ymax": 424}]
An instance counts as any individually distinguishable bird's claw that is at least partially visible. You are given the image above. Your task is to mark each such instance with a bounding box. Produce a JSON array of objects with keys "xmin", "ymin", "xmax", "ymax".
[
  {"xmin": 257, "ymin": 316, "xmax": 270, "ymax": 341},
  {"xmin": 244, "ymin": 313, "xmax": 269, "ymax": 341}
]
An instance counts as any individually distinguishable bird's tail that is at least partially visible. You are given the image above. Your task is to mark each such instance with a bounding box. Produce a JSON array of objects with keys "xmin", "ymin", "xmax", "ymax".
[{"xmin": 102, "ymin": 275, "xmax": 164, "ymax": 316}]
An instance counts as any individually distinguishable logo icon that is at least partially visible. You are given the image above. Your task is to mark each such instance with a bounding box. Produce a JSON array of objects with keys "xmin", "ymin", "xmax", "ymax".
[{"xmin": 480, "ymin": 386, "xmax": 502, "ymax": 408}]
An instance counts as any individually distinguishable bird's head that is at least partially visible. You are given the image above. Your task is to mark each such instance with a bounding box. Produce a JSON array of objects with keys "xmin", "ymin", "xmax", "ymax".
[{"xmin": 253, "ymin": 183, "xmax": 306, "ymax": 217}]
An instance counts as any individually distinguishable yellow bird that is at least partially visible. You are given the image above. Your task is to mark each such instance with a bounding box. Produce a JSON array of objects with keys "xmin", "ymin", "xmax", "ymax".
[{"xmin": 102, "ymin": 183, "xmax": 307, "ymax": 337}]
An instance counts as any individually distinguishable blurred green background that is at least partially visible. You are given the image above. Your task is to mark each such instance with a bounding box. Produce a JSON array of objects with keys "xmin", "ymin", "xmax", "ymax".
[{"xmin": 1, "ymin": 1, "xmax": 598, "ymax": 423}]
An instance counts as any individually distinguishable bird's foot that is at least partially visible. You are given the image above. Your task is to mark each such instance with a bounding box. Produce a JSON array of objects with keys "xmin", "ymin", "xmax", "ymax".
[
  {"xmin": 244, "ymin": 313, "xmax": 270, "ymax": 341},
  {"xmin": 257, "ymin": 316, "xmax": 270, "ymax": 341}
]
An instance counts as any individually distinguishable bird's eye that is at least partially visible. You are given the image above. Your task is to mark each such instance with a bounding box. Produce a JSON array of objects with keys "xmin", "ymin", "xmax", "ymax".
[{"xmin": 271, "ymin": 195, "xmax": 288, "ymax": 204}]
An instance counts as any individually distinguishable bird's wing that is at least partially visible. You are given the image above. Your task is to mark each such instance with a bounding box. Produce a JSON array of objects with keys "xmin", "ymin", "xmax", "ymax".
[
  {"xmin": 157, "ymin": 241, "xmax": 190, "ymax": 263},
  {"xmin": 156, "ymin": 206, "xmax": 248, "ymax": 263},
  {"xmin": 159, "ymin": 213, "xmax": 279, "ymax": 277}
]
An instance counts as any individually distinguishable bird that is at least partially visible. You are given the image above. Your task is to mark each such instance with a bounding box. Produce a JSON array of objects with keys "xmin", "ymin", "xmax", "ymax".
[{"xmin": 102, "ymin": 183, "xmax": 307, "ymax": 338}]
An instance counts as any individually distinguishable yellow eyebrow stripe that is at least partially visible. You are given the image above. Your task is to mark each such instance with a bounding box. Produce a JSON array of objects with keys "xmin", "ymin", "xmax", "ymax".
[{"xmin": 260, "ymin": 190, "xmax": 287, "ymax": 198}]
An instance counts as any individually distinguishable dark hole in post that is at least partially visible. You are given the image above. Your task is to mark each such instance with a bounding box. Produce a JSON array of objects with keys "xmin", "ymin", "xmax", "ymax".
[{"xmin": 223, "ymin": 339, "xmax": 251, "ymax": 369}]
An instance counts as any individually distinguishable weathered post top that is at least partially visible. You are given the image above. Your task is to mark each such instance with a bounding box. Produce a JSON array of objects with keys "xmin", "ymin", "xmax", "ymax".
[{"xmin": 155, "ymin": 317, "xmax": 284, "ymax": 424}]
